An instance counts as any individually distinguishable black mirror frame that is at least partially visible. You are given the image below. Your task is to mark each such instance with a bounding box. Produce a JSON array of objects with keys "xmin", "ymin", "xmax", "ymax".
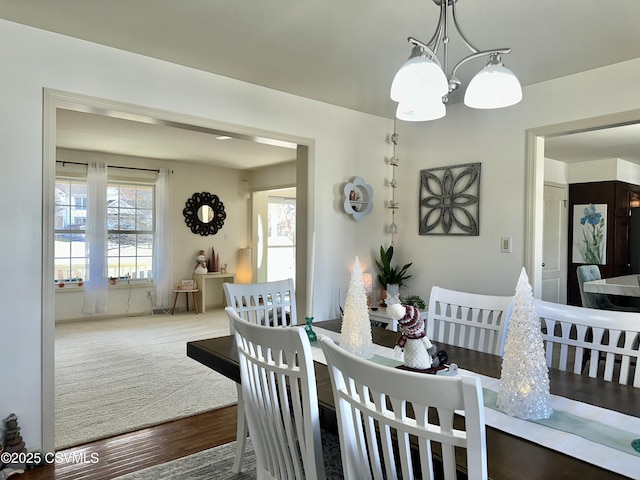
[{"xmin": 183, "ymin": 192, "xmax": 226, "ymax": 236}]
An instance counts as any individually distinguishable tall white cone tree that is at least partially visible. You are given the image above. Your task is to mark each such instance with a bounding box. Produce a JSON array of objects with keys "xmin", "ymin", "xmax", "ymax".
[
  {"xmin": 497, "ymin": 267, "xmax": 553, "ymax": 419},
  {"xmin": 340, "ymin": 256, "xmax": 373, "ymax": 358}
]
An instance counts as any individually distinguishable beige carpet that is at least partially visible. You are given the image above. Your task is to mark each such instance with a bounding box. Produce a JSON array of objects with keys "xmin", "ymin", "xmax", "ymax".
[{"xmin": 55, "ymin": 309, "xmax": 237, "ymax": 449}]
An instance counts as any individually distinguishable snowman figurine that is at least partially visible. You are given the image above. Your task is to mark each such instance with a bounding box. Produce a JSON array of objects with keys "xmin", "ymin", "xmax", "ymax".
[
  {"xmin": 194, "ymin": 250, "xmax": 208, "ymax": 274},
  {"xmin": 387, "ymin": 303, "xmax": 440, "ymax": 370}
]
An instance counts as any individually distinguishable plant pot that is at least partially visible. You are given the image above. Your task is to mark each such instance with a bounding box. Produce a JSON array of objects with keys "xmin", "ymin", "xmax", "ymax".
[
  {"xmin": 386, "ymin": 284, "xmax": 401, "ymax": 306},
  {"xmin": 108, "ymin": 279, "xmax": 117, "ymax": 285},
  {"xmin": 57, "ymin": 282, "xmax": 64, "ymax": 288}
]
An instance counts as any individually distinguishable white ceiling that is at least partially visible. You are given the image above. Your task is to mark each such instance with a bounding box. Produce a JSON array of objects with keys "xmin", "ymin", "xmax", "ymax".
[
  {"xmin": 56, "ymin": 109, "xmax": 298, "ymax": 169},
  {"xmin": 3, "ymin": 0, "xmax": 640, "ymax": 167}
]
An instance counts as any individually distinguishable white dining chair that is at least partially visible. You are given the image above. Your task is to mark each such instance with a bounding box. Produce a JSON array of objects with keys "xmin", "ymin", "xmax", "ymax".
[
  {"xmin": 320, "ymin": 336, "xmax": 487, "ymax": 480},
  {"xmin": 227, "ymin": 306, "xmax": 327, "ymax": 480},
  {"xmin": 223, "ymin": 278, "xmax": 296, "ymax": 328},
  {"xmin": 536, "ymin": 299, "xmax": 640, "ymax": 387},
  {"xmin": 426, "ymin": 286, "xmax": 514, "ymax": 356},
  {"xmin": 223, "ymin": 279, "xmax": 297, "ymax": 472}
]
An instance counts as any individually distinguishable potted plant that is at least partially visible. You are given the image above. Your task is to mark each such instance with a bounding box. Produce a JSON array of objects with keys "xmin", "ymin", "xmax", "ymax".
[
  {"xmin": 108, "ymin": 276, "xmax": 117, "ymax": 285},
  {"xmin": 403, "ymin": 294, "xmax": 426, "ymax": 311},
  {"xmin": 375, "ymin": 245, "xmax": 412, "ymax": 303}
]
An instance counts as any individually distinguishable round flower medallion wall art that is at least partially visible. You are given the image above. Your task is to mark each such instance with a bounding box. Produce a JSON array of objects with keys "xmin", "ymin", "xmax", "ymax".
[
  {"xmin": 343, "ymin": 176, "xmax": 373, "ymax": 221},
  {"xmin": 183, "ymin": 192, "xmax": 227, "ymax": 236}
]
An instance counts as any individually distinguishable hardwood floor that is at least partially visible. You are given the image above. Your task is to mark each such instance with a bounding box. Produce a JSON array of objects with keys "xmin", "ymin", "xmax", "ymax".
[{"xmin": 19, "ymin": 406, "xmax": 239, "ymax": 480}]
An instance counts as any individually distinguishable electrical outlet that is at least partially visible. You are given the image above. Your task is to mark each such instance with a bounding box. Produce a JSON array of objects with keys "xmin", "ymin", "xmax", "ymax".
[{"xmin": 146, "ymin": 290, "xmax": 153, "ymax": 298}]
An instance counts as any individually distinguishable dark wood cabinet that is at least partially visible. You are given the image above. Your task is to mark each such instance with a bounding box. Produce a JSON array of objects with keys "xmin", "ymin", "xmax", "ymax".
[{"xmin": 567, "ymin": 181, "xmax": 640, "ymax": 306}]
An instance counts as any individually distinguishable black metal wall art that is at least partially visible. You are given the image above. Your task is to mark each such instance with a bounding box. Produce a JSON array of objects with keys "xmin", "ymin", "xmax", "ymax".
[
  {"xmin": 183, "ymin": 192, "xmax": 226, "ymax": 236},
  {"xmin": 419, "ymin": 163, "xmax": 481, "ymax": 236}
]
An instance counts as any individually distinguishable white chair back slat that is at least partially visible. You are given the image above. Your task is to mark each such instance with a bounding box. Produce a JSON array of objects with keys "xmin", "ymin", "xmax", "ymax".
[
  {"xmin": 427, "ymin": 286, "xmax": 514, "ymax": 356},
  {"xmin": 320, "ymin": 336, "xmax": 487, "ymax": 480},
  {"xmin": 227, "ymin": 306, "xmax": 326, "ymax": 480},
  {"xmin": 536, "ymin": 300, "xmax": 640, "ymax": 388}
]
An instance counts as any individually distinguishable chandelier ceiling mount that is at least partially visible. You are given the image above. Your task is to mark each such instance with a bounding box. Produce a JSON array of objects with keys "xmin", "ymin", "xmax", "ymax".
[{"xmin": 391, "ymin": 0, "xmax": 522, "ymax": 121}]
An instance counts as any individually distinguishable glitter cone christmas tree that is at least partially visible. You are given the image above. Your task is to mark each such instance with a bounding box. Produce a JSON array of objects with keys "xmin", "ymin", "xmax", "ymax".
[
  {"xmin": 340, "ymin": 256, "xmax": 373, "ymax": 359},
  {"xmin": 497, "ymin": 267, "xmax": 553, "ymax": 420}
]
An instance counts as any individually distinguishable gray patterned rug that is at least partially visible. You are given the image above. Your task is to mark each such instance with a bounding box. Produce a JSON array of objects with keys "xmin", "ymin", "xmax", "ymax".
[
  {"xmin": 114, "ymin": 432, "xmax": 343, "ymax": 480},
  {"xmin": 115, "ymin": 440, "xmax": 257, "ymax": 480},
  {"xmin": 55, "ymin": 310, "xmax": 237, "ymax": 449}
]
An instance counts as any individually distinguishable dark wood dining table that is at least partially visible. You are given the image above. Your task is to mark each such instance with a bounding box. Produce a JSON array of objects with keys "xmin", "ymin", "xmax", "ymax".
[{"xmin": 187, "ymin": 319, "xmax": 639, "ymax": 480}]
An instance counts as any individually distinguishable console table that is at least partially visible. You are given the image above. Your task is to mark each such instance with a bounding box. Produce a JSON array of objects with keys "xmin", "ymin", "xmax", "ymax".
[{"xmin": 192, "ymin": 273, "xmax": 236, "ymax": 313}]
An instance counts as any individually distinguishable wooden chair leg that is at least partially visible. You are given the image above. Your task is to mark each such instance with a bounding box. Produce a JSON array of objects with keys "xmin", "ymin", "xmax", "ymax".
[
  {"xmin": 186, "ymin": 293, "xmax": 189, "ymax": 312},
  {"xmin": 232, "ymin": 383, "xmax": 248, "ymax": 473}
]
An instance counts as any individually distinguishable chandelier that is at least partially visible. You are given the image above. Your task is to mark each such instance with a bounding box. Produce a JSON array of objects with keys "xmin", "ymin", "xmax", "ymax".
[{"xmin": 390, "ymin": 0, "xmax": 522, "ymax": 122}]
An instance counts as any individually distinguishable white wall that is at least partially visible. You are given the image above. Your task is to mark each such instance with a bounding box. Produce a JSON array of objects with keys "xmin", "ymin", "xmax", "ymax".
[
  {"xmin": 544, "ymin": 158, "xmax": 568, "ymax": 185},
  {"xmin": 0, "ymin": 19, "xmax": 390, "ymax": 451},
  {"xmin": 4, "ymin": 16, "xmax": 640, "ymax": 453},
  {"xmin": 546, "ymin": 156, "xmax": 640, "ymax": 186},
  {"xmin": 394, "ymin": 59, "xmax": 640, "ymax": 303}
]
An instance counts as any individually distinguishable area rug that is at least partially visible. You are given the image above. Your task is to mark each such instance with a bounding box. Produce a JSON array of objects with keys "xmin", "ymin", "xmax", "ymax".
[
  {"xmin": 55, "ymin": 309, "xmax": 237, "ymax": 449},
  {"xmin": 114, "ymin": 433, "xmax": 344, "ymax": 480},
  {"xmin": 114, "ymin": 440, "xmax": 257, "ymax": 480}
]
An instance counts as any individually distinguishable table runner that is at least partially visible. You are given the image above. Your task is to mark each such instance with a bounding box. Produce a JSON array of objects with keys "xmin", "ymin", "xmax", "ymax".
[{"xmin": 311, "ymin": 328, "xmax": 640, "ymax": 479}]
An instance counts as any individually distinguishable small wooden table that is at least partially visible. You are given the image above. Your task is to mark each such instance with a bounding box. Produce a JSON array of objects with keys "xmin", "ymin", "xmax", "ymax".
[{"xmin": 171, "ymin": 289, "xmax": 199, "ymax": 315}]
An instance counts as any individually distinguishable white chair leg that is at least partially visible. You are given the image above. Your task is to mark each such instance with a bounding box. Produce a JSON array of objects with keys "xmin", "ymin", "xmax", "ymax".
[{"xmin": 232, "ymin": 383, "xmax": 247, "ymax": 473}]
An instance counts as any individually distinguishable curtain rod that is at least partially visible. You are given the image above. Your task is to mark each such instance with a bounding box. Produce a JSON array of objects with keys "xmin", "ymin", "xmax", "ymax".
[{"xmin": 56, "ymin": 160, "xmax": 160, "ymax": 173}]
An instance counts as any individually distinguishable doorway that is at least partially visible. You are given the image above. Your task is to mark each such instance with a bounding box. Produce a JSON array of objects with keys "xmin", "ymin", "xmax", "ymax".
[
  {"xmin": 42, "ymin": 89, "xmax": 314, "ymax": 453},
  {"xmin": 525, "ymin": 109, "xmax": 640, "ymax": 299},
  {"xmin": 267, "ymin": 193, "xmax": 296, "ymax": 282},
  {"xmin": 253, "ymin": 188, "xmax": 297, "ymax": 284},
  {"xmin": 541, "ymin": 182, "xmax": 568, "ymax": 303}
]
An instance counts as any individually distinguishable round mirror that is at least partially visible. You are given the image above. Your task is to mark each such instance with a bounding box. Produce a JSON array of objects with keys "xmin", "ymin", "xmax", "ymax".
[
  {"xmin": 197, "ymin": 205, "xmax": 214, "ymax": 223},
  {"xmin": 183, "ymin": 192, "xmax": 226, "ymax": 236}
]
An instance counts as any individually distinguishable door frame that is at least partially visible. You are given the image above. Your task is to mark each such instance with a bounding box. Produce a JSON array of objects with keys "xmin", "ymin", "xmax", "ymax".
[
  {"xmin": 525, "ymin": 108, "xmax": 640, "ymax": 298},
  {"xmin": 42, "ymin": 88, "xmax": 314, "ymax": 452}
]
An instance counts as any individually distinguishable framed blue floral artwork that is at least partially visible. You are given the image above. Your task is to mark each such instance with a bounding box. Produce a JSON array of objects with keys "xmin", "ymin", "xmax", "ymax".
[
  {"xmin": 419, "ymin": 163, "xmax": 480, "ymax": 236},
  {"xmin": 572, "ymin": 203, "xmax": 607, "ymax": 264}
]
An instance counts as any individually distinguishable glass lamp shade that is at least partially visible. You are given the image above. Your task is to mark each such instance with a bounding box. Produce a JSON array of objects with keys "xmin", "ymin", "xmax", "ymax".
[
  {"xmin": 464, "ymin": 62, "xmax": 522, "ymax": 109},
  {"xmin": 396, "ymin": 96, "xmax": 446, "ymax": 122},
  {"xmin": 390, "ymin": 56, "xmax": 448, "ymax": 103}
]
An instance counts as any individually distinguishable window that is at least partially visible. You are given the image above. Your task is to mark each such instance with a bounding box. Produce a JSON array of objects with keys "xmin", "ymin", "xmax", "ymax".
[
  {"xmin": 267, "ymin": 196, "xmax": 296, "ymax": 282},
  {"xmin": 54, "ymin": 177, "xmax": 154, "ymax": 282}
]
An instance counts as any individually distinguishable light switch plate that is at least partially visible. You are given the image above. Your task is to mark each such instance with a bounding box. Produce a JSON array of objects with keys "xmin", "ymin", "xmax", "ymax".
[{"xmin": 501, "ymin": 236, "xmax": 512, "ymax": 253}]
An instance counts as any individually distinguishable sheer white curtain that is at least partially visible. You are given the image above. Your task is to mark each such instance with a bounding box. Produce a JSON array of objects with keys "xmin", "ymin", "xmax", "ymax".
[
  {"xmin": 82, "ymin": 162, "xmax": 108, "ymax": 314},
  {"xmin": 153, "ymin": 168, "xmax": 173, "ymax": 308}
]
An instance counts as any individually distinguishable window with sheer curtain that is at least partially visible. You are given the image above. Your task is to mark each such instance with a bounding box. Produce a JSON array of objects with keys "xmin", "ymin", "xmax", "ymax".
[{"xmin": 54, "ymin": 177, "xmax": 155, "ymax": 283}]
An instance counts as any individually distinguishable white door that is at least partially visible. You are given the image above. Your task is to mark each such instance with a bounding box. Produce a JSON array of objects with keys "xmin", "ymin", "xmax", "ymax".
[{"xmin": 542, "ymin": 183, "xmax": 568, "ymax": 303}]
